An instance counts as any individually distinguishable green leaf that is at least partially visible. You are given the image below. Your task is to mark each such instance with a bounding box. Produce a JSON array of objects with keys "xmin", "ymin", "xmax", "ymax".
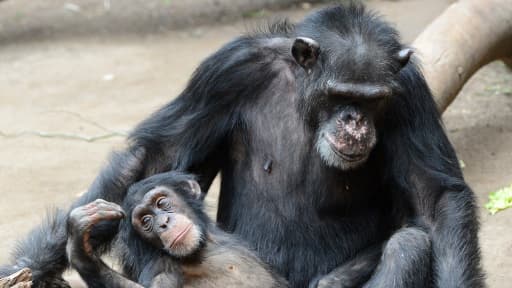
[{"xmin": 485, "ymin": 184, "xmax": 512, "ymax": 215}]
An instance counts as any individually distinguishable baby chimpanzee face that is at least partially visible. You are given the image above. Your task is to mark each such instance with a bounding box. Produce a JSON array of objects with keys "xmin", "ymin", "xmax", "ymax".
[{"xmin": 131, "ymin": 185, "xmax": 205, "ymax": 258}]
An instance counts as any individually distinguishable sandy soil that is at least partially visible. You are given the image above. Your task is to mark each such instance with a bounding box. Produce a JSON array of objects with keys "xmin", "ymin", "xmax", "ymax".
[{"xmin": 1, "ymin": 0, "xmax": 511, "ymax": 287}]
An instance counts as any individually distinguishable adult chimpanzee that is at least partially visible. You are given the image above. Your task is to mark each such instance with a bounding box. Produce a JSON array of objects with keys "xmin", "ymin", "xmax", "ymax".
[
  {"xmin": 1, "ymin": 3, "xmax": 483, "ymax": 288},
  {"xmin": 66, "ymin": 172, "xmax": 289, "ymax": 288}
]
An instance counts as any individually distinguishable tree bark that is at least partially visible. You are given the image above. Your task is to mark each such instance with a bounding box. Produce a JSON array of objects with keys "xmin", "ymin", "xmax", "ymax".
[{"xmin": 412, "ymin": 0, "xmax": 512, "ymax": 112}]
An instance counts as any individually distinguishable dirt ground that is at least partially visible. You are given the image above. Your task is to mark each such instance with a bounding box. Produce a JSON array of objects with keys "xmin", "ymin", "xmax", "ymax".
[{"xmin": 1, "ymin": 0, "xmax": 511, "ymax": 287}]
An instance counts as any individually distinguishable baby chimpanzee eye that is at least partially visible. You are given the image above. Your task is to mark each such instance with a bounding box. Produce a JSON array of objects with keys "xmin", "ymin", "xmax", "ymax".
[
  {"xmin": 156, "ymin": 197, "xmax": 171, "ymax": 210},
  {"xmin": 141, "ymin": 215, "xmax": 153, "ymax": 231}
]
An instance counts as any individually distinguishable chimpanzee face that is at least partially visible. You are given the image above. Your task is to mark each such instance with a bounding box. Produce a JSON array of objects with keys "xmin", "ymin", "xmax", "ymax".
[
  {"xmin": 131, "ymin": 186, "xmax": 205, "ymax": 258},
  {"xmin": 314, "ymin": 102, "xmax": 380, "ymax": 170},
  {"xmin": 291, "ymin": 36, "xmax": 411, "ymax": 170}
]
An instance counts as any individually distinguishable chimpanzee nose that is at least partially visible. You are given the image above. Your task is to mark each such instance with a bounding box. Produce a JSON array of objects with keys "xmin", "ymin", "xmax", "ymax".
[
  {"xmin": 158, "ymin": 216, "xmax": 170, "ymax": 230},
  {"xmin": 341, "ymin": 109, "xmax": 362, "ymax": 122}
]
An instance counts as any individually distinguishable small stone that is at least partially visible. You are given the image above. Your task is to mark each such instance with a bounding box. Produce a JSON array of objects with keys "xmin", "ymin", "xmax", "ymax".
[
  {"xmin": 103, "ymin": 74, "xmax": 115, "ymax": 81},
  {"xmin": 64, "ymin": 3, "xmax": 81, "ymax": 13},
  {"xmin": 191, "ymin": 29, "xmax": 204, "ymax": 38},
  {"xmin": 104, "ymin": 0, "xmax": 111, "ymax": 11},
  {"xmin": 301, "ymin": 2, "xmax": 312, "ymax": 10}
]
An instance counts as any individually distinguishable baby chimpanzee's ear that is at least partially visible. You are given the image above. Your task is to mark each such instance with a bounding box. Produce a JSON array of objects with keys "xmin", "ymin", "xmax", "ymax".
[{"xmin": 183, "ymin": 180, "xmax": 202, "ymax": 200}]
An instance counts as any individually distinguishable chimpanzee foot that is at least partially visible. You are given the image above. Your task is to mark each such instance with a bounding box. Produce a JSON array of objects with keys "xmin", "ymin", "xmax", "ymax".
[
  {"xmin": 310, "ymin": 274, "xmax": 351, "ymax": 288},
  {"xmin": 67, "ymin": 199, "xmax": 125, "ymax": 256}
]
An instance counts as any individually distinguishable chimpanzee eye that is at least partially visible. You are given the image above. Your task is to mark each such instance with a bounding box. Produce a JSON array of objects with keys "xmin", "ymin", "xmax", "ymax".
[
  {"xmin": 156, "ymin": 197, "xmax": 171, "ymax": 210},
  {"xmin": 141, "ymin": 215, "xmax": 153, "ymax": 231}
]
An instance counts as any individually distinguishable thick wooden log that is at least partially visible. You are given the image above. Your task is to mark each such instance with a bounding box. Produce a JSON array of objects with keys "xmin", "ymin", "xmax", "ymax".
[{"xmin": 413, "ymin": 0, "xmax": 512, "ymax": 112}]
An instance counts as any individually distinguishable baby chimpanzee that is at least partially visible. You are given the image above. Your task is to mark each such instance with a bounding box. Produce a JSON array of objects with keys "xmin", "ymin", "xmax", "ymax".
[{"xmin": 66, "ymin": 172, "xmax": 288, "ymax": 288}]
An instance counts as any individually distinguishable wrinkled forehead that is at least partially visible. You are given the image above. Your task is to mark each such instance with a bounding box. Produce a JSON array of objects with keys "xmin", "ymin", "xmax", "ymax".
[
  {"xmin": 140, "ymin": 186, "xmax": 174, "ymax": 204},
  {"xmin": 321, "ymin": 34, "xmax": 397, "ymax": 83}
]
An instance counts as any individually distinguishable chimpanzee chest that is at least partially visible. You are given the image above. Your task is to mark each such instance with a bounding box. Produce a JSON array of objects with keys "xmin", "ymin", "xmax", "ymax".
[{"xmin": 218, "ymin": 142, "xmax": 391, "ymax": 287}]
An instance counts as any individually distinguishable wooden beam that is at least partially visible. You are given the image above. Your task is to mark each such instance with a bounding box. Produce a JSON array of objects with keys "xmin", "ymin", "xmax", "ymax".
[{"xmin": 412, "ymin": 0, "xmax": 512, "ymax": 112}]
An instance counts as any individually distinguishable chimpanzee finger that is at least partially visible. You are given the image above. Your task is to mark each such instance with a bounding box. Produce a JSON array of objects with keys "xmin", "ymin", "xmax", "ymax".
[
  {"xmin": 84, "ymin": 201, "xmax": 125, "ymax": 218},
  {"xmin": 83, "ymin": 199, "xmax": 122, "ymax": 212},
  {"xmin": 84, "ymin": 210, "xmax": 125, "ymax": 229},
  {"xmin": 83, "ymin": 198, "xmax": 113, "ymax": 209}
]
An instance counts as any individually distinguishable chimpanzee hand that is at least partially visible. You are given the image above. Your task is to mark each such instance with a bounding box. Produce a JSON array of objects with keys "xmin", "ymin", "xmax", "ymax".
[
  {"xmin": 67, "ymin": 199, "xmax": 125, "ymax": 259},
  {"xmin": 67, "ymin": 200, "xmax": 150, "ymax": 288}
]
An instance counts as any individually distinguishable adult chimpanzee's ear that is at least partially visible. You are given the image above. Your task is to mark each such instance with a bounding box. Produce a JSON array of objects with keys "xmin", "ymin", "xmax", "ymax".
[
  {"xmin": 184, "ymin": 180, "xmax": 202, "ymax": 200},
  {"xmin": 292, "ymin": 37, "xmax": 320, "ymax": 72},
  {"xmin": 396, "ymin": 48, "xmax": 413, "ymax": 67}
]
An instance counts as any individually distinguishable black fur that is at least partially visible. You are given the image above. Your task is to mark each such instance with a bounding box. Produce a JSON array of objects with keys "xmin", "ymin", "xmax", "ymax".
[
  {"xmin": 0, "ymin": 209, "xmax": 70, "ymax": 288},
  {"xmin": 1, "ymin": 3, "xmax": 483, "ymax": 288}
]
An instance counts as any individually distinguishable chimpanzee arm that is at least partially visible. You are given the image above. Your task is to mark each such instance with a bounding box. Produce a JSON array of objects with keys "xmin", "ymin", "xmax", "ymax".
[
  {"xmin": 67, "ymin": 199, "xmax": 143, "ymax": 288},
  {"xmin": 2, "ymin": 33, "xmax": 300, "ymax": 287},
  {"xmin": 71, "ymin": 254, "xmax": 144, "ymax": 288},
  {"xmin": 376, "ymin": 62, "xmax": 484, "ymax": 288},
  {"xmin": 430, "ymin": 186, "xmax": 482, "ymax": 288}
]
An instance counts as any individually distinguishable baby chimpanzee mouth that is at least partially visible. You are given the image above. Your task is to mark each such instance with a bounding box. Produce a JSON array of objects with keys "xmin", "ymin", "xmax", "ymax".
[{"xmin": 170, "ymin": 224, "xmax": 193, "ymax": 248}]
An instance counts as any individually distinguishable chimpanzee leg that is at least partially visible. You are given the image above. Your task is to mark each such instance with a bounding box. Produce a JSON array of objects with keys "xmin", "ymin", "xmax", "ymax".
[
  {"xmin": 312, "ymin": 244, "xmax": 382, "ymax": 288},
  {"xmin": 363, "ymin": 227, "xmax": 431, "ymax": 288}
]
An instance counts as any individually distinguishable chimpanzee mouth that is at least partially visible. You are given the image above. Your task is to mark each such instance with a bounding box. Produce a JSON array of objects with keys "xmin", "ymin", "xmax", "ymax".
[
  {"xmin": 170, "ymin": 224, "xmax": 193, "ymax": 248},
  {"xmin": 325, "ymin": 137, "xmax": 366, "ymax": 162}
]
